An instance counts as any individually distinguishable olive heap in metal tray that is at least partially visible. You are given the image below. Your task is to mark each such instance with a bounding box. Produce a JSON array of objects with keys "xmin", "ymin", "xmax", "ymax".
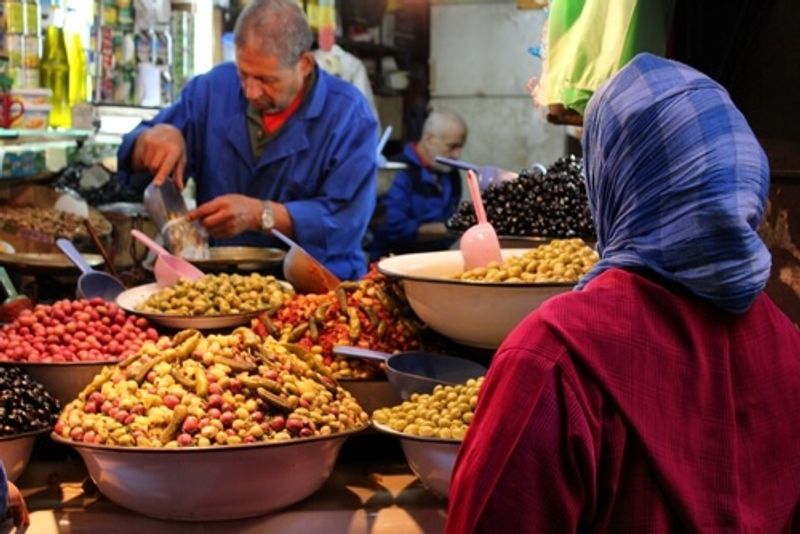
[
  {"xmin": 55, "ymin": 328, "xmax": 368, "ymax": 448},
  {"xmin": 0, "ymin": 367, "xmax": 60, "ymax": 436},
  {"xmin": 0, "ymin": 299, "xmax": 156, "ymax": 363},
  {"xmin": 136, "ymin": 273, "xmax": 294, "ymax": 316},
  {"xmin": 447, "ymin": 154, "xmax": 595, "ymax": 238}
]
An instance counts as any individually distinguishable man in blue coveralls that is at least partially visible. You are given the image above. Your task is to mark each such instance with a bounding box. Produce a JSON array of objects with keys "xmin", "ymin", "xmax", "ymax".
[
  {"xmin": 116, "ymin": 0, "xmax": 378, "ymax": 280},
  {"xmin": 369, "ymin": 109, "xmax": 467, "ymax": 260}
]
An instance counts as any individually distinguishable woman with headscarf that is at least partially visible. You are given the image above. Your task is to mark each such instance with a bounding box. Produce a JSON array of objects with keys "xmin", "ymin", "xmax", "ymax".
[{"xmin": 446, "ymin": 53, "xmax": 800, "ymax": 533}]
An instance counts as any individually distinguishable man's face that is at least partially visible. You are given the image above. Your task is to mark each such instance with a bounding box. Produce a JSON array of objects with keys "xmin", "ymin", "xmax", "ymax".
[
  {"xmin": 236, "ymin": 42, "xmax": 313, "ymax": 114},
  {"xmin": 424, "ymin": 127, "xmax": 466, "ymax": 172}
]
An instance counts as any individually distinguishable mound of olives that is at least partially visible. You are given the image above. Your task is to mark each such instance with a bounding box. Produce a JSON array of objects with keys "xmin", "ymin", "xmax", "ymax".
[
  {"xmin": 0, "ymin": 298, "xmax": 156, "ymax": 363},
  {"xmin": 447, "ymin": 155, "xmax": 595, "ymax": 238},
  {"xmin": 0, "ymin": 367, "xmax": 60, "ymax": 436},
  {"xmin": 137, "ymin": 273, "xmax": 293, "ymax": 316},
  {"xmin": 453, "ymin": 239, "xmax": 598, "ymax": 283},
  {"xmin": 55, "ymin": 328, "xmax": 368, "ymax": 448},
  {"xmin": 372, "ymin": 377, "xmax": 484, "ymax": 441}
]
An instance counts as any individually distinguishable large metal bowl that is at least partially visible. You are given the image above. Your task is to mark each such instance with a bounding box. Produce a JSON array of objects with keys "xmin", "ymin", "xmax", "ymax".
[
  {"xmin": 378, "ymin": 249, "xmax": 573, "ymax": 348},
  {"xmin": 189, "ymin": 246, "xmax": 286, "ymax": 272},
  {"xmin": 51, "ymin": 427, "xmax": 365, "ymax": 521},
  {"xmin": 0, "ymin": 360, "xmax": 117, "ymax": 407},
  {"xmin": 0, "ymin": 251, "xmax": 104, "ymax": 274},
  {"xmin": 372, "ymin": 422, "xmax": 459, "ymax": 498},
  {"xmin": 0, "ymin": 429, "xmax": 49, "ymax": 482}
]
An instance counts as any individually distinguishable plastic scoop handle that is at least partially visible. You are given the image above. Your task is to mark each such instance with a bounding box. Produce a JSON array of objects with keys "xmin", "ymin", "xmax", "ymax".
[
  {"xmin": 332, "ymin": 345, "xmax": 392, "ymax": 363},
  {"xmin": 56, "ymin": 238, "xmax": 96, "ymax": 275},
  {"xmin": 435, "ymin": 156, "xmax": 478, "ymax": 173},
  {"xmin": 466, "ymin": 170, "xmax": 488, "ymax": 224},
  {"xmin": 272, "ymin": 228, "xmax": 297, "ymax": 249},
  {"xmin": 376, "ymin": 126, "xmax": 393, "ymax": 159},
  {"xmin": 0, "ymin": 266, "xmax": 20, "ymax": 299},
  {"xmin": 131, "ymin": 229, "xmax": 171, "ymax": 257},
  {"xmin": 83, "ymin": 219, "xmax": 122, "ymax": 281}
]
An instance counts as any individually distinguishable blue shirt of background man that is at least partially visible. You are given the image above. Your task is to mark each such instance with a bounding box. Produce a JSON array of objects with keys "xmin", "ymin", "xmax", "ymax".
[
  {"xmin": 116, "ymin": 63, "xmax": 378, "ymax": 280},
  {"xmin": 369, "ymin": 143, "xmax": 462, "ymax": 261}
]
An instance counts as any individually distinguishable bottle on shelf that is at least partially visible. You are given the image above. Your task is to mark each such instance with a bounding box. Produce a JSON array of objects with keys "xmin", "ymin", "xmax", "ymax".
[
  {"xmin": 63, "ymin": 5, "xmax": 87, "ymax": 106},
  {"xmin": 40, "ymin": 7, "xmax": 70, "ymax": 128}
]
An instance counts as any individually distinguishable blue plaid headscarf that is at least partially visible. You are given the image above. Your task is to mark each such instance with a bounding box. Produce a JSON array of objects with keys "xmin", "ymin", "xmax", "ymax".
[{"xmin": 577, "ymin": 53, "xmax": 770, "ymax": 315}]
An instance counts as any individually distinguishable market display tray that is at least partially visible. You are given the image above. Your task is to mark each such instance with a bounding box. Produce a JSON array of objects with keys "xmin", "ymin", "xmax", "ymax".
[
  {"xmin": 0, "ymin": 250, "xmax": 104, "ymax": 273},
  {"xmin": 115, "ymin": 282, "xmax": 268, "ymax": 330},
  {"xmin": 189, "ymin": 246, "xmax": 286, "ymax": 272}
]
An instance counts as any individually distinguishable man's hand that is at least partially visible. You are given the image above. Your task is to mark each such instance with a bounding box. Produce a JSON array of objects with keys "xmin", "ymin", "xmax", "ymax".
[
  {"xmin": 132, "ymin": 124, "xmax": 187, "ymax": 188},
  {"xmin": 188, "ymin": 195, "xmax": 263, "ymax": 238},
  {"xmin": 6, "ymin": 481, "xmax": 30, "ymax": 528}
]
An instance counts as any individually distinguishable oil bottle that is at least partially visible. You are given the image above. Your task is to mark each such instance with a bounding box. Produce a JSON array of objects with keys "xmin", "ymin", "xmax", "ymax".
[{"xmin": 40, "ymin": 3, "xmax": 70, "ymax": 127}]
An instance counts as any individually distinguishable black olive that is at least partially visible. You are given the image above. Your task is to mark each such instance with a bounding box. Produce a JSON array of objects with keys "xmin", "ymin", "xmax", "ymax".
[{"xmin": 0, "ymin": 367, "xmax": 61, "ymax": 437}]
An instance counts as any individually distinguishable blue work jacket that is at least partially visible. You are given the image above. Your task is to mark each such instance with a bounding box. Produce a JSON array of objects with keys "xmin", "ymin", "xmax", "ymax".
[
  {"xmin": 117, "ymin": 63, "xmax": 378, "ymax": 280},
  {"xmin": 369, "ymin": 143, "xmax": 462, "ymax": 260}
]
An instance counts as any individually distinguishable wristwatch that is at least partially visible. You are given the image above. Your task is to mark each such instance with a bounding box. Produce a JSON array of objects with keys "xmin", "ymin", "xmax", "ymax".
[{"xmin": 260, "ymin": 201, "xmax": 275, "ymax": 233}]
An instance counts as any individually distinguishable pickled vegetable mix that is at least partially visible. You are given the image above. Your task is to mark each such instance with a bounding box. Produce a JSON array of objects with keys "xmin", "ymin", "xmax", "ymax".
[{"xmin": 56, "ymin": 328, "xmax": 368, "ymax": 448}]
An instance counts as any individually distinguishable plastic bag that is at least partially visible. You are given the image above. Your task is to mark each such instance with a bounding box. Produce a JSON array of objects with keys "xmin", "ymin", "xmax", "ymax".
[{"xmin": 538, "ymin": 0, "xmax": 675, "ymax": 119}]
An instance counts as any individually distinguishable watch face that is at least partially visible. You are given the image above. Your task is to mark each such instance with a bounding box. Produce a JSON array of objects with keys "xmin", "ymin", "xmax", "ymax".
[{"xmin": 262, "ymin": 205, "xmax": 275, "ymax": 231}]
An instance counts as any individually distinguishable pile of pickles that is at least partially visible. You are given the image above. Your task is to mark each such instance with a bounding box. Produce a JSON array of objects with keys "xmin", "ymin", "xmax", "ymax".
[
  {"xmin": 55, "ymin": 328, "xmax": 368, "ymax": 448},
  {"xmin": 253, "ymin": 270, "xmax": 423, "ymax": 379}
]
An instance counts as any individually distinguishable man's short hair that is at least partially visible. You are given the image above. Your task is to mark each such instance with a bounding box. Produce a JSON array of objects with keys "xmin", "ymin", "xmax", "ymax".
[
  {"xmin": 423, "ymin": 109, "xmax": 468, "ymax": 138},
  {"xmin": 234, "ymin": 0, "xmax": 313, "ymax": 67}
]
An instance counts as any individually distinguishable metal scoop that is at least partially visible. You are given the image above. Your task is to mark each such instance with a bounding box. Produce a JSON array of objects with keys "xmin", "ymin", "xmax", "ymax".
[
  {"xmin": 143, "ymin": 178, "xmax": 209, "ymax": 260},
  {"xmin": 459, "ymin": 170, "xmax": 502, "ymax": 270},
  {"xmin": 131, "ymin": 229, "xmax": 204, "ymax": 287},
  {"xmin": 271, "ymin": 229, "xmax": 340, "ymax": 294},
  {"xmin": 435, "ymin": 156, "xmax": 518, "ymax": 190},
  {"xmin": 56, "ymin": 238, "xmax": 126, "ymax": 301},
  {"xmin": 333, "ymin": 345, "xmax": 487, "ymax": 400}
]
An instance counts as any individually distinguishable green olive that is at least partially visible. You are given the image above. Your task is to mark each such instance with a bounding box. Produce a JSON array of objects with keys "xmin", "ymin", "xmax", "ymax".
[{"xmin": 372, "ymin": 377, "xmax": 484, "ymax": 441}]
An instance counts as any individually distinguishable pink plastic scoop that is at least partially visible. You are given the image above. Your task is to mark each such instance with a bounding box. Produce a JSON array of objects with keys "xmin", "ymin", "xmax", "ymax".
[
  {"xmin": 460, "ymin": 170, "xmax": 502, "ymax": 270},
  {"xmin": 131, "ymin": 229, "xmax": 204, "ymax": 287}
]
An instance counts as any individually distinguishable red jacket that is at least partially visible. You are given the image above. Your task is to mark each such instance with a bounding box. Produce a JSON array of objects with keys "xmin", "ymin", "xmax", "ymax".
[{"xmin": 448, "ymin": 268, "xmax": 800, "ymax": 533}]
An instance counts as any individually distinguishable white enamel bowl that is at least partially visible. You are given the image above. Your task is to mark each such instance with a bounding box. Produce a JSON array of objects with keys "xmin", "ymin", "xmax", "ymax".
[
  {"xmin": 0, "ymin": 429, "xmax": 48, "ymax": 482},
  {"xmin": 372, "ymin": 422, "xmax": 459, "ymax": 498},
  {"xmin": 378, "ymin": 250, "xmax": 573, "ymax": 348},
  {"xmin": 52, "ymin": 427, "xmax": 365, "ymax": 521}
]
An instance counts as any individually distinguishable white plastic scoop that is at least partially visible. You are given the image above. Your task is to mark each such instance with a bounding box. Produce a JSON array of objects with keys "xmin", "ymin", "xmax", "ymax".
[
  {"xmin": 131, "ymin": 229, "xmax": 204, "ymax": 287},
  {"xmin": 460, "ymin": 170, "xmax": 502, "ymax": 271}
]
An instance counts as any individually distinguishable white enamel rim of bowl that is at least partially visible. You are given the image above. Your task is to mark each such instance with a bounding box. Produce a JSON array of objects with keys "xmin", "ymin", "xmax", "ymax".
[
  {"xmin": 371, "ymin": 420, "xmax": 462, "ymax": 446},
  {"xmin": 0, "ymin": 428, "xmax": 51, "ymax": 442},
  {"xmin": 377, "ymin": 250, "xmax": 577, "ymax": 289},
  {"xmin": 50, "ymin": 424, "xmax": 368, "ymax": 453}
]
